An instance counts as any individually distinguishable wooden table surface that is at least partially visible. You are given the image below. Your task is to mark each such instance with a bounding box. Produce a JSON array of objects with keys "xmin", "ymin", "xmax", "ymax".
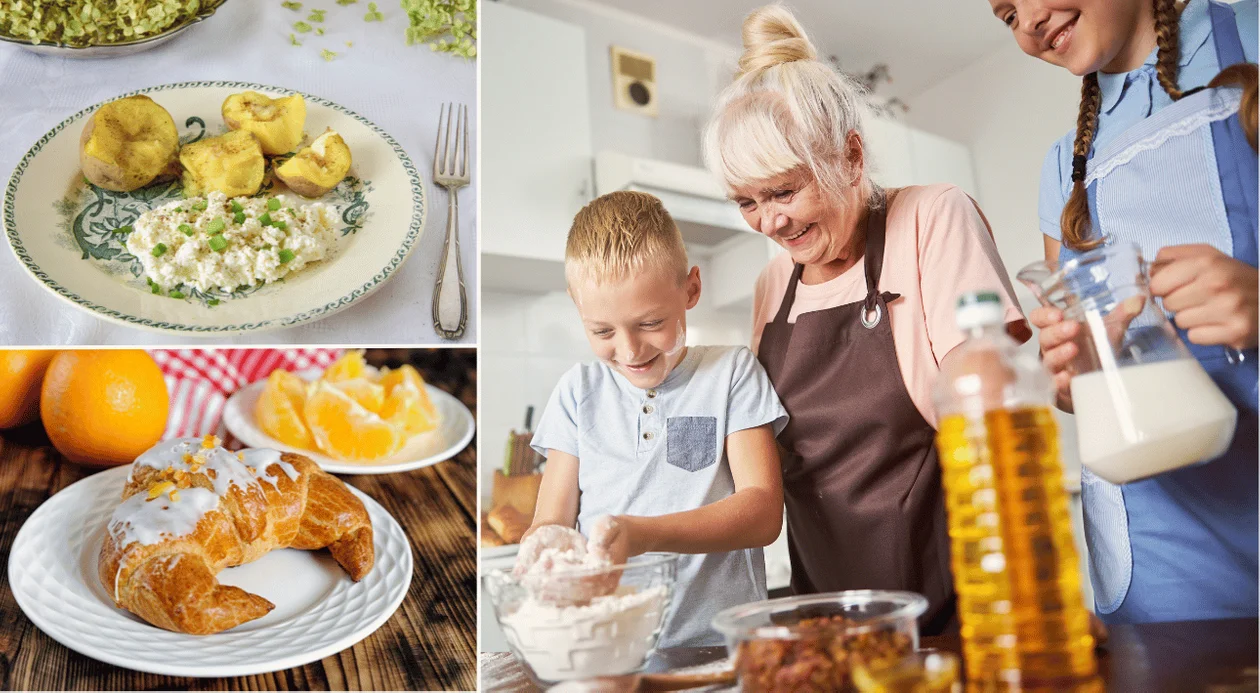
[
  {"xmin": 0, "ymin": 349, "xmax": 478, "ymax": 691},
  {"xmin": 481, "ymin": 617, "xmax": 1260, "ymax": 692}
]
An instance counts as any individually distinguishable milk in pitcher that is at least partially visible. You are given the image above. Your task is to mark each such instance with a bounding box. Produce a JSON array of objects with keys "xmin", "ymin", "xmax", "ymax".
[{"xmin": 1070, "ymin": 360, "xmax": 1236, "ymax": 484}]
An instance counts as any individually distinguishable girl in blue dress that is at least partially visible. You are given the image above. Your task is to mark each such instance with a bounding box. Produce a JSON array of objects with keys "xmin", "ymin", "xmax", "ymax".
[{"xmin": 989, "ymin": 0, "xmax": 1258, "ymax": 624}]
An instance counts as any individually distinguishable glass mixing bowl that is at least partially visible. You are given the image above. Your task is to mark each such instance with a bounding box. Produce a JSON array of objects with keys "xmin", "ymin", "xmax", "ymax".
[{"xmin": 483, "ymin": 552, "xmax": 678, "ymax": 684}]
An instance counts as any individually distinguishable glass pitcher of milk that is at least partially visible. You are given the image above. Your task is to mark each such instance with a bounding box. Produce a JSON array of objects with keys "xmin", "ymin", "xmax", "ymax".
[{"xmin": 1017, "ymin": 243, "xmax": 1237, "ymax": 484}]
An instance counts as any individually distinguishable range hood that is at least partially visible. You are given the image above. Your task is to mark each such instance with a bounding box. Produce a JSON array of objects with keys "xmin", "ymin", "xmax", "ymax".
[{"xmin": 594, "ymin": 151, "xmax": 753, "ymax": 248}]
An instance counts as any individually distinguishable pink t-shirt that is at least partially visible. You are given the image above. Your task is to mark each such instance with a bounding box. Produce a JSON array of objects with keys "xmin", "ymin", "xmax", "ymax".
[{"xmin": 751, "ymin": 184, "xmax": 1026, "ymax": 427}]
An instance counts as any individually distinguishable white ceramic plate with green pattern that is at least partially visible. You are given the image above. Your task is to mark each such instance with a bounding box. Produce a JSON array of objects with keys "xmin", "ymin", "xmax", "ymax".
[{"xmin": 3, "ymin": 81, "xmax": 425, "ymax": 335}]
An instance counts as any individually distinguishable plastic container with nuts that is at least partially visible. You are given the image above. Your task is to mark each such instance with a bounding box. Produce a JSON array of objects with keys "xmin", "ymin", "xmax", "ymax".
[{"xmin": 712, "ymin": 590, "xmax": 928, "ymax": 693}]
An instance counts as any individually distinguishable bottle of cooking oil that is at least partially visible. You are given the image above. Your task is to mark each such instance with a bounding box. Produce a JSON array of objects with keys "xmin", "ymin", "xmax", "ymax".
[{"xmin": 933, "ymin": 291, "xmax": 1096, "ymax": 688}]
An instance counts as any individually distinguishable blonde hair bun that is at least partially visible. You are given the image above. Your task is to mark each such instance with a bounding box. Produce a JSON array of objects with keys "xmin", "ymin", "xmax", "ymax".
[{"xmin": 738, "ymin": 4, "xmax": 817, "ymax": 78}]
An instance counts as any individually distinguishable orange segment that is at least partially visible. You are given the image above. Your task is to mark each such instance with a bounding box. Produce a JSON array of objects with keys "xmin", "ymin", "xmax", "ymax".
[
  {"xmin": 0, "ymin": 350, "xmax": 57, "ymax": 428},
  {"xmin": 40, "ymin": 350, "xmax": 169, "ymax": 467},
  {"xmin": 379, "ymin": 364, "xmax": 439, "ymax": 423},
  {"xmin": 304, "ymin": 381, "xmax": 403, "ymax": 462},
  {"xmin": 379, "ymin": 386, "xmax": 439, "ymax": 436},
  {"xmin": 256, "ymin": 369, "xmax": 314, "ymax": 449},
  {"xmin": 321, "ymin": 351, "xmax": 368, "ymax": 383},
  {"xmin": 330, "ymin": 377, "xmax": 386, "ymax": 413}
]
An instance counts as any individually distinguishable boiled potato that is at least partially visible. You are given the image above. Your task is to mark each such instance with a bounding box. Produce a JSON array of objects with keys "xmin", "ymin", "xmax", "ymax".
[
  {"xmin": 222, "ymin": 91, "xmax": 307, "ymax": 156},
  {"xmin": 275, "ymin": 128, "xmax": 352, "ymax": 198},
  {"xmin": 79, "ymin": 95, "xmax": 180, "ymax": 192},
  {"xmin": 179, "ymin": 130, "xmax": 265, "ymax": 198}
]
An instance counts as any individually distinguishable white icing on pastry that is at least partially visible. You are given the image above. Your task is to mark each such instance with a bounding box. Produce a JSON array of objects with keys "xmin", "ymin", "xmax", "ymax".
[
  {"xmin": 108, "ymin": 438, "xmax": 304, "ymax": 600},
  {"xmin": 133, "ymin": 437, "xmax": 297, "ymax": 498}
]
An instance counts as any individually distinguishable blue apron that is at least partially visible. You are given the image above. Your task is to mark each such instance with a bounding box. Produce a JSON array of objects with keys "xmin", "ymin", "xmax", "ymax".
[{"xmin": 1061, "ymin": 0, "xmax": 1259, "ymax": 624}]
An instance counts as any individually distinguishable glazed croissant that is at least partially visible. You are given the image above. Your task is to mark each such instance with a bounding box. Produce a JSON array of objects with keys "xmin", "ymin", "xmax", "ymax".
[{"xmin": 98, "ymin": 436, "xmax": 374, "ymax": 635}]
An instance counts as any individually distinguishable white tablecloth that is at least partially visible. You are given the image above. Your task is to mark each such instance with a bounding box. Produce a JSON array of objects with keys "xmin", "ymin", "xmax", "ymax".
[{"xmin": 0, "ymin": 1, "xmax": 476, "ymax": 345}]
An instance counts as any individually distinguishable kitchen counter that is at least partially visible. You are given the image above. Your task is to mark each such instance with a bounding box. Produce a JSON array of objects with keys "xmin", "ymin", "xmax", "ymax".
[{"xmin": 481, "ymin": 617, "xmax": 1259, "ymax": 692}]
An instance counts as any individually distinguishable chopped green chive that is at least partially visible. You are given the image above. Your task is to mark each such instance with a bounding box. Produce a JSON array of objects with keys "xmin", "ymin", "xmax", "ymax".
[
  {"xmin": 192, "ymin": 200, "xmax": 208, "ymax": 211},
  {"xmin": 178, "ymin": 223, "xmax": 194, "ymax": 236},
  {"xmin": 290, "ymin": 33, "xmax": 302, "ymax": 46},
  {"xmin": 259, "ymin": 212, "xmax": 273, "ymax": 227},
  {"xmin": 261, "ymin": 243, "xmax": 273, "ymax": 250},
  {"xmin": 230, "ymin": 200, "xmax": 243, "ymax": 213},
  {"xmin": 169, "ymin": 290, "xmax": 185, "ymax": 299},
  {"xmin": 147, "ymin": 277, "xmax": 160, "ymax": 294},
  {"xmin": 309, "ymin": 8, "xmax": 326, "ymax": 22},
  {"xmin": 206, "ymin": 218, "xmax": 226, "ymax": 235},
  {"xmin": 234, "ymin": 211, "xmax": 246, "ymax": 224},
  {"xmin": 316, "ymin": 27, "xmax": 326, "ymax": 36},
  {"xmin": 278, "ymin": 249, "xmax": 296, "ymax": 263},
  {"xmin": 208, "ymin": 235, "xmax": 228, "ymax": 253},
  {"xmin": 281, "ymin": 0, "xmax": 303, "ymax": 9},
  {"xmin": 294, "ymin": 20, "xmax": 312, "ymax": 32},
  {"xmin": 273, "ymin": 220, "xmax": 289, "ymax": 231},
  {"xmin": 208, "ymin": 298, "xmax": 221, "ymax": 306},
  {"xmin": 113, "ymin": 225, "xmax": 133, "ymax": 235},
  {"xmin": 267, "ymin": 198, "xmax": 281, "ymax": 211},
  {"xmin": 174, "ymin": 207, "xmax": 184, "ymax": 213},
  {"xmin": 321, "ymin": 48, "xmax": 337, "ymax": 61},
  {"xmin": 151, "ymin": 243, "xmax": 167, "ymax": 257}
]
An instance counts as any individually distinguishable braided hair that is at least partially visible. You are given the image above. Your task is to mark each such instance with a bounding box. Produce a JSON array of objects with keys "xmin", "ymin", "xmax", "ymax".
[{"xmin": 1059, "ymin": 0, "xmax": 1258, "ymax": 251}]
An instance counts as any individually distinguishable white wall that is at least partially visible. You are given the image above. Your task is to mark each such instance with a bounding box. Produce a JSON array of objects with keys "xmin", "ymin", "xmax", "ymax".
[
  {"xmin": 504, "ymin": 0, "xmax": 737, "ymax": 167},
  {"xmin": 906, "ymin": 39, "xmax": 1081, "ymax": 279}
]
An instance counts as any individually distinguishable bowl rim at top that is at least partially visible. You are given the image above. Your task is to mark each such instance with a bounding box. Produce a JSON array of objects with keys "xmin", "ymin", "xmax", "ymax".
[
  {"xmin": 483, "ymin": 551, "xmax": 681, "ymax": 584},
  {"xmin": 710, "ymin": 589, "xmax": 930, "ymax": 640},
  {"xmin": 0, "ymin": 0, "xmax": 228, "ymax": 50}
]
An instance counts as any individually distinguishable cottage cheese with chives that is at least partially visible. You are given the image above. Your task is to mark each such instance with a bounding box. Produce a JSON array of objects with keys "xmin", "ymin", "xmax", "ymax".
[{"xmin": 125, "ymin": 191, "xmax": 337, "ymax": 294}]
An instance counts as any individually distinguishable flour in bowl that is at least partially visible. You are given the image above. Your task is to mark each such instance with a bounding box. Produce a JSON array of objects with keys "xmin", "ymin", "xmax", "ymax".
[{"xmin": 501, "ymin": 585, "xmax": 669, "ymax": 681}]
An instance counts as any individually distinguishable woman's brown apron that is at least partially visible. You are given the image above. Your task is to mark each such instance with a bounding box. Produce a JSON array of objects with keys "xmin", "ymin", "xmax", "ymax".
[{"xmin": 756, "ymin": 203, "xmax": 957, "ymax": 635}]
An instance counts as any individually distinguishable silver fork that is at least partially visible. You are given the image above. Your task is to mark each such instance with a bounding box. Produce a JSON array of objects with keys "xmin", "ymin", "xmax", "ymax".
[{"xmin": 432, "ymin": 102, "xmax": 470, "ymax": 340}]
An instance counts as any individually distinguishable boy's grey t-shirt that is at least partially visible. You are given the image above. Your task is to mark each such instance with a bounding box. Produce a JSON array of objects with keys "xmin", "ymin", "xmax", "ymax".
[{"xmin": 531, "ymin": 345, "xmax": 789, "ymax": 648}]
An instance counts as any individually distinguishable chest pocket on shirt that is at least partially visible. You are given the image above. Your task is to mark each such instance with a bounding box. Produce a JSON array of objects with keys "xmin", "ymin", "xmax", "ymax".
[{"xmin": 666, "ymin": 416, "xmax": 718, "ymax": 472}]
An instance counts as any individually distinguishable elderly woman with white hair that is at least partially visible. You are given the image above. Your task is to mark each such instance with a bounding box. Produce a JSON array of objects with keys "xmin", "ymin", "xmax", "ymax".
[{"xmin": 703, "ymin": 5, "xmax": 1031, "ymax": 635}]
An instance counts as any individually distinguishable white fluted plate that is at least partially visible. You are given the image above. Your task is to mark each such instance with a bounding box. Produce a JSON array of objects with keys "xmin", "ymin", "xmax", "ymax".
[{"xmin": 8, "ymin": 464, "xmax": 412, "ymax": 677}]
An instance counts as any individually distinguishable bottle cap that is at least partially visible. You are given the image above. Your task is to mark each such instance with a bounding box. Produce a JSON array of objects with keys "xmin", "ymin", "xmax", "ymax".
[{"xmin": 955, "ymin": 291, "xmax": 1004, "ymax": 330}]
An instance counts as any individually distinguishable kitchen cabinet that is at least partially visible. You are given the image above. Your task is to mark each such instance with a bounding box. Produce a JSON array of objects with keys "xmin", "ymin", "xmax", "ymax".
[
  {"xmin": 481, "ymin": 2, "xmax": 592, "ymax": 290},
  {"xmin": 707, "ymin": 234, "xmax": 781, "ymax": 313}
]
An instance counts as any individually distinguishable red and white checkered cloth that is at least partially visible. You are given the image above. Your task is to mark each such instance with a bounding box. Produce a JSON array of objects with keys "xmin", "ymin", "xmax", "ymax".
[{"xmin": 150, "ymin": 348, "xmax": 344, "ymax": 440}]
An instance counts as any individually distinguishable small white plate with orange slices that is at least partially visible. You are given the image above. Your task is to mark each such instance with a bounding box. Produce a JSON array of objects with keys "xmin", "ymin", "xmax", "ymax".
[{"xmin": 222, "ymin": 356, "xmax": 474, "ymax": 475}]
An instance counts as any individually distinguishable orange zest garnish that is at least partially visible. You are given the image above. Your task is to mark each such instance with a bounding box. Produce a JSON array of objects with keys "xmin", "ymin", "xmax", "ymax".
[{"xmin": 147, "ymin": 481, "xmax": 175, "ymax": 500}]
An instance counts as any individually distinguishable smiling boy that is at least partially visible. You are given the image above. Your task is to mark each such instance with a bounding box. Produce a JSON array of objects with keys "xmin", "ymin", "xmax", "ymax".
[{"xmin": 519, "ymin": 190, "xmax": 788, "ymax": 647}]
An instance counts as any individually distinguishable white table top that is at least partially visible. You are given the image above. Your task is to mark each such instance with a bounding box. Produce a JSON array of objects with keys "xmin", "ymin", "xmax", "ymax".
[{"xmin": 0, "ymin": 1, "xmax": 476, "ymax": 345}]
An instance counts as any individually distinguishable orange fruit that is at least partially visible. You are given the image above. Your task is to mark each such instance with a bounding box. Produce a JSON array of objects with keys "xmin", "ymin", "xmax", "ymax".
[
  {"xmin": 303, "ymin": 381, "xmax": 402, "ymax": 462},
  {"xmin": 256, "ymin": 370, "xmax": 314, "ymax": 449},
  {"xmin": 0, "ymin": 350, "xmax": 57, "ymax": 428},
  {"xmin": 331, "ymin": 377, "xmax": 386, "ymax": 412},
  {"xmin": 380, "ymin": 364, "xmax": 439, "ymax": 418},
  {"xmin": 379, "ymin": 387, "xmax": 438, "ymax": 436},
  {"xmin": 321, "ymin": 351, "xmax": 368, "ymax": 383},
  {"xmin": 40, "ymin": 350, "xmax": 169, "ymax": 467}
]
